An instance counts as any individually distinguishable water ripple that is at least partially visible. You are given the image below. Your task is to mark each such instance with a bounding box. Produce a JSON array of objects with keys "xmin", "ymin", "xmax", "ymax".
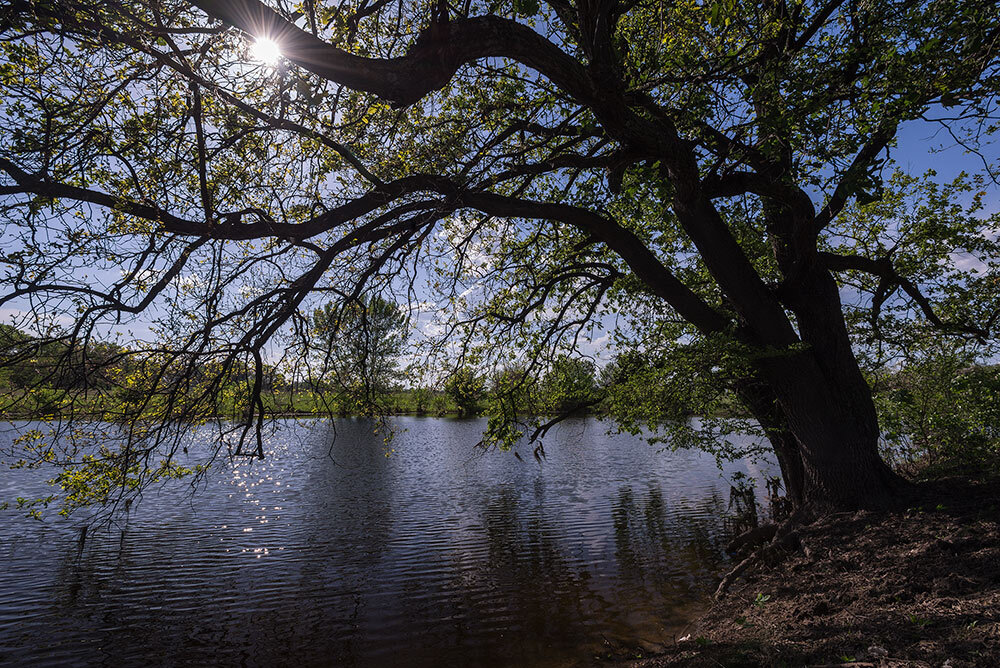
[{"xmin": 0, "ymin": 417, "xmax": 773, "ymax": 667}]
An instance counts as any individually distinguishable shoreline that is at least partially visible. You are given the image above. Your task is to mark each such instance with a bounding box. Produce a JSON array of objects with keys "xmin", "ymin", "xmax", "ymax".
[{"xmin": 612, "ymin": 475, "xmax": 1000, "ymax": 667}]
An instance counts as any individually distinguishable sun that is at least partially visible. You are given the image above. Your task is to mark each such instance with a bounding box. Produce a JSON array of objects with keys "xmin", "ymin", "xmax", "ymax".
[{"xmin": 250, "ymin": 37, "xmax": 282, "ymax": 66}]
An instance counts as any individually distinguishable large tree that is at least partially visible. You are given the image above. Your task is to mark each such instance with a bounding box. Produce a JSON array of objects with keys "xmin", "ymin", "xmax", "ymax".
[{"xmin": 1, "ymin": 0, "xmax": 999, "ymax": 513}]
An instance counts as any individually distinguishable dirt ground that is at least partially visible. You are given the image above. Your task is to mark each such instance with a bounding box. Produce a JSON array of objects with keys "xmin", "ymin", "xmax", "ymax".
[{"xmin": 619, "ymin": 475, "xmax": 1000, "ymax": 667}]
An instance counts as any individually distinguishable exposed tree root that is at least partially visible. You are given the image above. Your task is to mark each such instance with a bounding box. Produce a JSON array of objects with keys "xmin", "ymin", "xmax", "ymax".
[
  {"xmin": 715, "ymin": 505, "xmax": 817, "ymax": 599},
  {"xmin": 725, "ymin": 523, "xmax": 778, "ymax": 556}
]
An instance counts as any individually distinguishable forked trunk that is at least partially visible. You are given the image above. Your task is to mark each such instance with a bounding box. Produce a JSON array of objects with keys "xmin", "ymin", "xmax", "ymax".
[
  {"xmin": 754, "ymin": 265, "xmax": 908, "ymax": 511},
  {"xmin": 668, "ymin": 188, "xmax": 905, "ymax": 511}
]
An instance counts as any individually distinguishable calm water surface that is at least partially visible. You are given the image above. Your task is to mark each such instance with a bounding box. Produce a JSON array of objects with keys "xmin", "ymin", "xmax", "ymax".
[{"xmin": 0, "ymin": 418, "xmax": 772, "ymax": 667}]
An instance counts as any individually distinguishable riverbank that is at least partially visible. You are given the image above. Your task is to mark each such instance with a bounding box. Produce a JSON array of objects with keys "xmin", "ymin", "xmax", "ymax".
[{"xmin": 617, "ymin": 474, "xmax": 1000, "ymax": 667}]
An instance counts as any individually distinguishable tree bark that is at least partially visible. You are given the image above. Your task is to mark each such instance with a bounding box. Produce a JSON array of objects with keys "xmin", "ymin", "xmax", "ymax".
[
  {"xmin": 733, "ymin": 377, "xmax": 805, "ymax": 506},
  {"xmin": 751, "ymin": 341, "xmax": 906, "ymax": 511}
]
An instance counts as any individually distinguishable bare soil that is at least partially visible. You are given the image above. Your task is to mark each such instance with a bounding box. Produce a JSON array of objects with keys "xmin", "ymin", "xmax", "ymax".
[{"xmin": 619, "ymin": 475, "xmax": 1000, "ymax": 667}]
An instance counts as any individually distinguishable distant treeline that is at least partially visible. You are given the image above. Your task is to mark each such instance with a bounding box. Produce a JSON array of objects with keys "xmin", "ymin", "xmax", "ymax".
[
  {"xmin": 0, "ymin": 318, "xmax": 748, "ymax": 422},
  {"xmin": 3, "ymin": 323, "xmax": 999, "ymax": 477},
  {"xmin": 0, "ymin": 323, "xmax": 618, "ymax": 419}
]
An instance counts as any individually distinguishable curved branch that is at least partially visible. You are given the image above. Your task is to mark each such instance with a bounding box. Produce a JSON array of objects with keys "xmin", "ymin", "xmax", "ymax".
[
  {"xmin": 454, "ymin": 191, "xmax": 731, "ymax": 334},
  {"xmin": 188, "ymin": 0, "xmax": 596, "ymax": 108},
  {"xmin": 0, "ymin": 156, "xmax": 204, "ymax": 232},
  {"xmin": 0, "ymin": 159, "xmax": 444, "ymax": 241},
  {"xmin": 5, "ymin": 148, "xmax": 727, "ymax": 335}
]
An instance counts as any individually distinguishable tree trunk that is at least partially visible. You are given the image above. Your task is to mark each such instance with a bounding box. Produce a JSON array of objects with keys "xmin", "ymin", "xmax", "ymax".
[
  {"xmin": 775, "ymin": 375, "xmax": 902, "ymax": 510},
  {"xmin": 738, "ymin": 359, "xmax": 904, "ymax": 511},
  {"xmin": 666, "ymin": 181, "xmax": 904, "ymax": 511},
  {"xmin": 750, "ymin": 262, "xmax": 909, "ymax": 510},
  {"xmin": 747, "ymin": 353, "xmax": 903, "ymax": 509},
  {"xmin": 733, "ymin": 377, "xmax": 805, "ymax": 506}
]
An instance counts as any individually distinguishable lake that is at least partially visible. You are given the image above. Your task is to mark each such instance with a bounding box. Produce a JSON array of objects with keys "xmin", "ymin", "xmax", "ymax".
[{"xmin": 0, "ymin": 417, "xmax": 772, "ymax": 667}]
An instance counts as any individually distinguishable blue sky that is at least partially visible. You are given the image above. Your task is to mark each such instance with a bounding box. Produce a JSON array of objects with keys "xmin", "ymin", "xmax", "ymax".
[{"xmin": 893, "ymin": 114, "xmax": 1000, "ymax": 212}]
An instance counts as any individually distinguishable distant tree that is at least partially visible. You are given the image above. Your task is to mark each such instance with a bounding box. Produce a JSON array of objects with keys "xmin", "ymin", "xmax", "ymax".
[
  {"xmin": 444, "ymin": 368, "xmax": 486, "ymax": 417},
  {"xmin": 0, "ymin": 325, "xmax": 123, "ymax": 392},
  {"xmin": 0, "ymin": 325, "xmax": 33, "ymax": 388},
  {"xmin": 540, "ymin": 355, "xmax": 599, "ymax": 415},
  {"xmin": 309, "ymin": 295, "xmax": 409, "ymax": 408},
  {"xmin": 410, "ymin": 386, "xmax": 432, "ymax": 415},
  {"xmin": 0, "ymin": 324, "xmax": 28, "ymax": 349}
]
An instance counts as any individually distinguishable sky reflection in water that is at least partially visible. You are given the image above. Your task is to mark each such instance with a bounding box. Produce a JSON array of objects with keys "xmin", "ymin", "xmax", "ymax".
[{"xmin": 0, "ymin": 417, "xmax": 773, "ymax": 667}]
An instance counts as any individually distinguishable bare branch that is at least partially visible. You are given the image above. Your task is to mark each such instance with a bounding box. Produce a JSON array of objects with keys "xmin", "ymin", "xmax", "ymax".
[{"xmin": 820, "ymin": 251, "xmax": 990, "ymax": 339}]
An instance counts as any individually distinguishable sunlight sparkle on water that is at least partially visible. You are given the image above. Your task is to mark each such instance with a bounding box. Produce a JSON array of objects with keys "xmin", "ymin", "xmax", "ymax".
[{"xmin": 251, "ymin": 37, "xmax": 282, "ymax": 65}]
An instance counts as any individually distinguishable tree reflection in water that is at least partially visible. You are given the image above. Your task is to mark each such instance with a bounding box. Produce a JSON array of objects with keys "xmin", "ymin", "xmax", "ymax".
[{"xmin": 2, "ymin": 418, "xmax": 760, "ymax": 667}]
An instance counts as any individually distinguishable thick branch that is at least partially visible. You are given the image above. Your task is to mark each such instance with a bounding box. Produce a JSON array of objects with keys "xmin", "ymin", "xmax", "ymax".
[
  {"xmin": 0, "ymin": 157, "xmax": 203, "ymax": 232},
  {"xmin": 455, "ymin": 191, "xmax": 731, "ymax": 333},
  {"xmin": 188, "ymin": 0, "xmax": 596, "ymax": 108},
  {"xmin": 0, "ymin": 160, "xmax": 444, "ymax": 241}
]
